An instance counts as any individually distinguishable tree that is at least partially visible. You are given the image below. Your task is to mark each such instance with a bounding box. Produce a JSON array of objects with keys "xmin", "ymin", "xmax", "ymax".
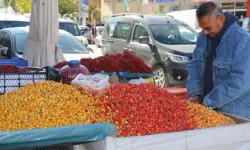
[
  {"xmin": 16, "ymin": 0, "xmax": 32, "ymax": 14},
  {"xmin": 88, "ymin": 4, "xmax": 97, "ymax": 23},
  {"xmin": 58, "ymin": 0, "xmax": 77, "ymax": 16},
  {"xmin": 91, "ymin": 7, "xmax": 101, "ymax": 23},
  {"xmin": 4, "ymin": 0, "xmax": 16, "ymax": 8}
]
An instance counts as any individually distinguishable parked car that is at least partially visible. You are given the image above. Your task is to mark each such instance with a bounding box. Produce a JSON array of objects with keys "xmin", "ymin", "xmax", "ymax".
[
  {"xmin": 102, "ymin": 14, "xmax": 197, "ymax": 88},
  {"xmin": 0, "ymin": 14, "xmax": 29, "ymax": 30},
  {"xmin": 0, "ymin": 27, "xmax": 95, "ymax": 64},
  {"xmin": 59, "ymin": 19, "xmax": 88, "ymax": 46},
  {"xmin": 20, "ymin": 15, "xmax": 89, "ymax": 46},
  {"xmin": 79, "ymin": 25, "xmax": 93, "ymax": 44}
]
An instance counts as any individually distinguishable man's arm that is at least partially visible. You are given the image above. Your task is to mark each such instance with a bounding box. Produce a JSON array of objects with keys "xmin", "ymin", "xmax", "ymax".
[
  {"xmin": 204, "ymin": 38, "xmax": 250, "ymax": 108},
  {"xmin": 186, "ymin": 36, "xmax": 205, "ymax": 98}
]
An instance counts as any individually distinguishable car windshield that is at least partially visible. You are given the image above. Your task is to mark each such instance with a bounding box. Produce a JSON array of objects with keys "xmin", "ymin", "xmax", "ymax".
[
  {"xmin": 15, "ymin": 33, "xmax": 89, "ymax": 54},
  {"xmin": 59, "ymin": 22, "xmax": 81, "ymax": 36},
  {"xmin": 149, "ymin": 24, "xmax": 198, "ymax": 44},
  {"xmin": 0, "ymin": 21, "xmax": 29, "ymax": 30}
]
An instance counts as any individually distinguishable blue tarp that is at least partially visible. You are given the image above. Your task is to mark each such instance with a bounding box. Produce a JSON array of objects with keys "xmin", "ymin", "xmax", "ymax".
[
  {"xmin": 0, "ymin": 57, "xmax": 28, "ymax": 67},
  {"xmin": 0, "ymin": 123, "xmax": 117, "ymax": 149}
]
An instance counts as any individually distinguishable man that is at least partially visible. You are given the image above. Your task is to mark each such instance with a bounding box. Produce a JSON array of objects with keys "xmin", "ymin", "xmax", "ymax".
[{"xmin": 186, "ymin": 1, "xmax": 250, "ymax": 119}]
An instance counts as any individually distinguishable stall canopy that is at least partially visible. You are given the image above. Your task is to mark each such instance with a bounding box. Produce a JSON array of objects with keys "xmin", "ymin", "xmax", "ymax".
[{"xmin": 23, "ymin": 0, "xmax": 65, "ymax": 68}]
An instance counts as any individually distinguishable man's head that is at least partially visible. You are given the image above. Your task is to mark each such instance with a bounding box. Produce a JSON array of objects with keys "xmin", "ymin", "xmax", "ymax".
[{"xmin": 196, "ymin": 2, "xmax": 225, "ymax": 37}]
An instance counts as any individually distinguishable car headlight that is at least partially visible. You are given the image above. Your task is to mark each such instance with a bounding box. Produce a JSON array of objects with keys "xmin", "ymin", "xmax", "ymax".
[{"xmin": 166, "ymin": 52, "xmax": 190, "ymax": 64}]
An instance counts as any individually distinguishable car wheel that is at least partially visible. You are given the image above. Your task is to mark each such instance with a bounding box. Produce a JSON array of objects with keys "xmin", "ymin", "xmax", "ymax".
[{"xmin": 153, "ymin": 65, "xmax": 170, "ymax": 88}]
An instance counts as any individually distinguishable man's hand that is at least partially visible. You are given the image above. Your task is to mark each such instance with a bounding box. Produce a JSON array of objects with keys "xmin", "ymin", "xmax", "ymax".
[{"xmin": 188, "ymin": 95, "xmax": 202, "ymax": 104}]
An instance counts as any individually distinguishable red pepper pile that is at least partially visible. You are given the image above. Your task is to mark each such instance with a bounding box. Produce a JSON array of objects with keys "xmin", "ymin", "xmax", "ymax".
[
  {"xmin": 97, "ymin": 84, "xmax": 196, "ymax": 136},
  {"xmin": 0, "ymin": 65, "xmax": 30, "ymax": 73},
  {"xmin": 54, "ymin": 50, "xmax": 152, "ymax": 73}
]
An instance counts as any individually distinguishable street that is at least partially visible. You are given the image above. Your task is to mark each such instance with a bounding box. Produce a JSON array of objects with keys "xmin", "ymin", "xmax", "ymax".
[{"xmin": 88, "ymin": 44, "xmax": 103, "ymax": 58}]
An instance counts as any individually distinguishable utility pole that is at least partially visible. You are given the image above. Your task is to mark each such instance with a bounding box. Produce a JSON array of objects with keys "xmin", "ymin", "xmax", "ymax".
[
  {"xmin": 178, "ymin": 0, "xmax": 181, "ymax": 10},
  {"xmin": 112, "ymin": 0, "xmax": 115, "ymax": 15},
  {"xmin": 137, "ymin": 0, "xmax": 140, "ymax": 13}
]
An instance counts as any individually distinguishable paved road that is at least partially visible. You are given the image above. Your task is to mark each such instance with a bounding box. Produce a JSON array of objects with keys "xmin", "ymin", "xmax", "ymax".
[{"xmin": 88, "ymin": 44, "xmax": 103, "ymax": 58}]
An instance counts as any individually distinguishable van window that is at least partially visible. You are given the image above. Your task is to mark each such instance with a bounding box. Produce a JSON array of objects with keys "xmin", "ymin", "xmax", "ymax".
[
  {"xmin": 133, "ymin": 25, "xmax": 149, "ymax": 42},
  {"xmin": 112, "ymin": 22, "xmax": 130, "ymax": 39},
  {"xmin": 0, "ymin": 21, "xmax": 29, "ymax": 30},
  {"xmin": 107, "ymin": 20, "xmax": 117, "ymax": 37},
  {"xmin": 59, "ymin": 22, "xmax": 80, "ymax": 36}
]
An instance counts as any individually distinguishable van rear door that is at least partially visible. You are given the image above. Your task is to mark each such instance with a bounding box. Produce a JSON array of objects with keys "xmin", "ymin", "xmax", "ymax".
[{"xmin": 103, "ymin": 18, "xmax": 132, "ymax": 55}]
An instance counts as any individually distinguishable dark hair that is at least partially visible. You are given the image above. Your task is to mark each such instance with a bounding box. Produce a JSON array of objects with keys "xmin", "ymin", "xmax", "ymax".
[{"xmin": 196, "ymin": 1, "xmax": 224, "ymax": 20}]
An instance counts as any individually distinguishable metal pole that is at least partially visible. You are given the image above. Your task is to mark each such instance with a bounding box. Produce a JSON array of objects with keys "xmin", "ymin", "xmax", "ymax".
[
  {"xmin": 113, "ymin": 0, "xmax": 115, "ymax": 15},
  {"xmin": 179, "ymin": 0, "xmax": 181, "ymax": 10}
]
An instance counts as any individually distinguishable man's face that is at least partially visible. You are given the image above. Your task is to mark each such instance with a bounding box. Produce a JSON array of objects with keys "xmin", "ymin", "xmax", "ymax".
[{"xmin": 198, "ymin": 15, "xmax": 224, "ymax": 37}]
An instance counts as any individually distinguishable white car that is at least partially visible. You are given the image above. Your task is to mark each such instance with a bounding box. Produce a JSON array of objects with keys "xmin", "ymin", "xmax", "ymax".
[
  {"xmin": 0, "ymin": 27, "xmax": 95, "ymax": 61},
  {"xmin": 20, "ymin": 15, "xmax": 88, "ymax": 46},
  {"xmin": 59, "ymin": 19, "xmax": 88, "ymax": 46},
  {"xmin": 0, "ymin": 13, "xmax": 29, "ymax": 30}
]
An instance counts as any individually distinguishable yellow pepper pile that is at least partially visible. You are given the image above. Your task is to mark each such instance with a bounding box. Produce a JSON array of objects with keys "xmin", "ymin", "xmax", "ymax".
[
  {"xmin": 0, "ymin": 81, "xmax": 104, "ymax": 131},
  {"xmin": 0, "ymin": 81, "xmax": 237, "ymax": 133},
  {"xmin": 187, "ymin": 103, "xmax": 236, "ymax": 129}
]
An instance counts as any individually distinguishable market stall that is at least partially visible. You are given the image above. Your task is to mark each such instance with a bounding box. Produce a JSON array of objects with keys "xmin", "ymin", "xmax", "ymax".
[
  {"xmin": 77, "ymin": 114, "xmax": 250, "ymax": 150},
  {"xmin": 1, "ymin": 50, "xmax": 250, "ymax": 150}
]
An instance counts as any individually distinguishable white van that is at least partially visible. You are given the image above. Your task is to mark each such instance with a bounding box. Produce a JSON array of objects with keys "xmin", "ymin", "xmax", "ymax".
[
  {"xmin": 166, "ymin": 9, "xmax": 202, "ymax": 33},
  {"xmin": 0, "ymin": 14, "xmax": 29, "ymax": 30}
]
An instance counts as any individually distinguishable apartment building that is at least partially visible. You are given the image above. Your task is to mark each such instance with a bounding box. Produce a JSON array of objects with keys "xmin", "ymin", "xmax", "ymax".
[{"xmin": 101, "ymin": 0, "xmax": 250, "ymax": 21}]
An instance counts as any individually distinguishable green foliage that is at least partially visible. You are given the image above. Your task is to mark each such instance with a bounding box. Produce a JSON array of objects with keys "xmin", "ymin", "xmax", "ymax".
[
  {"xmin": 16, "ymin": 0, "xmax": 32, "ymax": 13},
  {"xmin": 91, "ymin": 7, "xmax": 101, "ymax": 23},
  {"xmin": 4, "ymin": 0, "xmax": 16, "ymax": 8},
  {"xmin": 58, "ymin": 0, "xmax": 77, "ymax": 16}
]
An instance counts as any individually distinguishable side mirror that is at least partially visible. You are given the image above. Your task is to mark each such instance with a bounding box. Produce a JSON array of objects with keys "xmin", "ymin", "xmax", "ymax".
[
  {"xmin": 138, "ymin": 36, "xmax": 150, "ymax": 44},
  {"xmin": 0, "ymin": 47, "xmax": 9, "ymax": 56}
]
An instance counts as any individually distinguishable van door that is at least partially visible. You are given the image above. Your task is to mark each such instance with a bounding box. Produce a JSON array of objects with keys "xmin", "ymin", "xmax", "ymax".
[
  {"xmin": 127, "ymin": 23, "xmax": 152, "ymax": 65},
  {"xmin": 103, "ymin": 20, "xmax": 131, "ymax": 54}
]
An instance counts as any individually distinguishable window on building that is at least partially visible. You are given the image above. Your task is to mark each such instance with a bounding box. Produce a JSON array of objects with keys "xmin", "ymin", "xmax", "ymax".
[
  {"xmin": 133, "ymin": 25, "xmax": 149, "ymax": 42},
  {"xmin": 159, "ymin": 5, "xmax": 164, "ymax": 14},
  {"xmin": 104, "ymin": 0, "xmax": 111, "ymax": 3}
]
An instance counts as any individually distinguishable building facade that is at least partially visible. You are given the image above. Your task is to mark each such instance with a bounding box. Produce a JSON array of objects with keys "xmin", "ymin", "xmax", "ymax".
[{"xmin": 101, "ymin": 0, "xmax": 249, "ymax": 21}]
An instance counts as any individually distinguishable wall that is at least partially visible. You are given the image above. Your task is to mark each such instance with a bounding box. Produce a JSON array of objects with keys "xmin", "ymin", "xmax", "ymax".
[{"xmin": 101, "ymin": 0, "xmax": 249, "ymax": 21}]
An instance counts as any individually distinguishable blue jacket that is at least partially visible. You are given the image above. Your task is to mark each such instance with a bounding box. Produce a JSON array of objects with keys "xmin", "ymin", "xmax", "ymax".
[{"xmin": 186, "ymin": 22, "xmax": 250, "ymax": 119}]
